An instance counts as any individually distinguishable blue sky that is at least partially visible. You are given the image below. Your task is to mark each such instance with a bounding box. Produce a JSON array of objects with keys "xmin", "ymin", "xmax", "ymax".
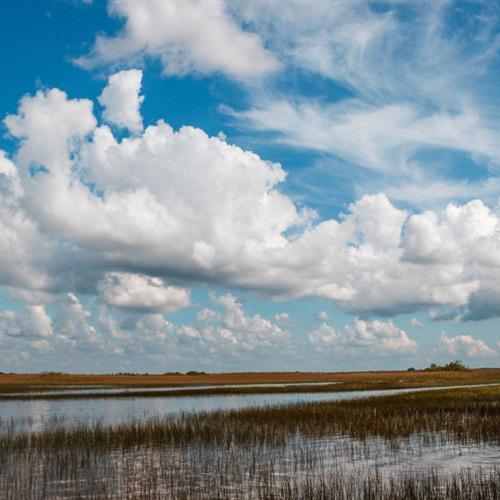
[{"xmin": 0, "ymin": 0, "xmax": 499, "ymax": 373}]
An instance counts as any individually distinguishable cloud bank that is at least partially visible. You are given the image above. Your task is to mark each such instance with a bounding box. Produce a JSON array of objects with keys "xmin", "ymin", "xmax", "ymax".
[{"xmin": 2, "ymin": 77, "xmax": 500, "ymax": 326}]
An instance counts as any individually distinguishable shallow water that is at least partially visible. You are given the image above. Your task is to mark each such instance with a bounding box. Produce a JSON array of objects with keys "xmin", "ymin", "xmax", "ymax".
[
  {"xmin": 3, "ymin": 429, "xmax": 497, "ymax": 499},
  {"xmin": 1, "ymin": 382, "xmax": 498, "ymax": 434},
  {"xmin": 4, "ymin": 380, "xmax": 343, "ymax": 397}
]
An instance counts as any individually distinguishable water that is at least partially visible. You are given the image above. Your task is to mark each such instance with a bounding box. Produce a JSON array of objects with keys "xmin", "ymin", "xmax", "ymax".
[
  {"xmin": 3, "ymin": 380, "xmax": 343, "ymax": 397},
  {"xmin": 1, "ymin": 382, "xmax": 498, "ymax": 434},
  {"xmin": 301, "ymin": 434, "xmax": 500, "ymax": 476}
]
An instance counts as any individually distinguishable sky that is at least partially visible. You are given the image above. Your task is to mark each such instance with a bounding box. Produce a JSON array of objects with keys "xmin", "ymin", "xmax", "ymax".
[{"xmin": 0, "ymin": 0, "xmax": 499, "ymax": 373}]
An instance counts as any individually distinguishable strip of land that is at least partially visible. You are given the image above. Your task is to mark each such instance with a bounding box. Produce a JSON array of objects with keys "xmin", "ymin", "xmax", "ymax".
[{"xmin": 1, "ymin": 369, "xmax": 499, "ymax": 399}]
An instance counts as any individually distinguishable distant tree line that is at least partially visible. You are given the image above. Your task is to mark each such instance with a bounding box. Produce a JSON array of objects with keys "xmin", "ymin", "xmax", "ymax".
[{"xmin": 407, "ymin": 360, "xmax": 469, "ymax": 372}]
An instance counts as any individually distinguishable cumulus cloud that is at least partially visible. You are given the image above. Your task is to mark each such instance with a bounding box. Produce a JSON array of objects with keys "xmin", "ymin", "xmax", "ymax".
[
  {"xmin": 56, "ymin": 292, "xmax": 290, "ymax": 364},
  {"xmin": 4, "ymin": 88, "xmax": 96, "ymax": 172},
  {"xmin": 438, "ymin": 333, "xmax": 496, "ymax": 358},
  {"xmin": 179, "ymin": 293, "xmax": 289, "ymax": 353},
  {"xmin": 2, "ymin": 79, "xmax": 500, "ymax": 325},
  {"xmin": 98, "ymin": 272, "xmax": 190, "ymax": 314},
  {"xmin": 0, "ymin": 149, "xmax": 52, "ymax": 293},
  {"xmin": 308, "ymin": 323, "xmax": 339, "ymax": 352},
  {"xmin": 0, "ymin": 305, "xmax": 53, "ymax": 339},
  {"xmin": 76, "ymin": 0, "xmax": 279, "ymax": 79},
  {"xmin": 309, "ymin": 319, "xmax": 417, "ymax": 355},
  {"xmin": 98, "ymin": 69, "xmax": 144, "ymax": 132},
  {"xmin": 345, "ymin": 319, "xmax": 417, "ymax": 353},
  {"xmin": 55, "ymin": 293, "xmax": 102, "ymax": 348}
]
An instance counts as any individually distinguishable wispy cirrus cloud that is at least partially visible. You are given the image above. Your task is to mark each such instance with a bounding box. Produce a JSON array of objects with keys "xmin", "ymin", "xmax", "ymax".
[{"xmin": 229, "ymin": 1, "xmax": 500, "ymax": 207}]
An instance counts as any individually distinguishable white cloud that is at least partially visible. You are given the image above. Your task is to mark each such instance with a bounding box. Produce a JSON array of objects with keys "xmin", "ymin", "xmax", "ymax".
[
  {"xmin": 0, "ymin": 305, "xmax": 53, "ymax": 339},
  {"xmin": 308, "ymin": 323, "xmax": 339, "ymax": 352},
  {"xmin": 345, "ymin": 319, "xmax": 417, "ymax": 353},
  {"xmin": 55, "ymin": 293, "xmax": 102, "ymax": 347},
  {"xmin": 274, "ymin": 312, "xmax": 290, "ymax": 324},
  {"xmin": 177, "ymin": 293, "xmax": 289, "ymax": 354},
  {"xmin": 99, "ymin": 69, "xmax": 144, "ymax": 133},
  {"xmin": 0, "ymin": 150, "xmax": 51, "ymax": 293},
  {"xmin": 98, "ymin": 272, "xmax": 190, "ymax": 314},
  {"xmin": 228, "ymin": 1, "xmax": 500, "ymax": 208},
  {"xmin": 3, "ymin": 80, "xmax": 500, "ymax": 323},
  {"xmin": 309, "ymin": 318, "xmax": 417, "ymax": 355},
  {"xmin": 76, "ymin": 0, "xmax": 279, "ymax": 79},
  {"xmin": 236, "ymin": 1, "xmax": 498, "ymax": 105},
  {"xmin": 233, "ymin": 98, "xmax": 500, "ymax": 177},
  {"xmin": 439, "ymin": 333, "xmax": 496, "ymax": 358},
  {"xmin": 4, "ymin": 88, "xmax": 96, "ymax": 173},
  {"xmin": 381, "ymin": 177, "xmax": 500, "ymax": 211},
  {"xmin": 316, "ymin": 311, "xmax": 329, "ymax": 321},
  {"xmin": 410, "ymin": 317, "xmax": 424, "ymax": 328}
]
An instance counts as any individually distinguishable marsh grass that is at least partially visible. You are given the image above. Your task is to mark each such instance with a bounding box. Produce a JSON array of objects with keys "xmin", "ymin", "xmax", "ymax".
[{"xmin": 1, "ymin": 386, "xmax": 499, "ymax": 499}]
